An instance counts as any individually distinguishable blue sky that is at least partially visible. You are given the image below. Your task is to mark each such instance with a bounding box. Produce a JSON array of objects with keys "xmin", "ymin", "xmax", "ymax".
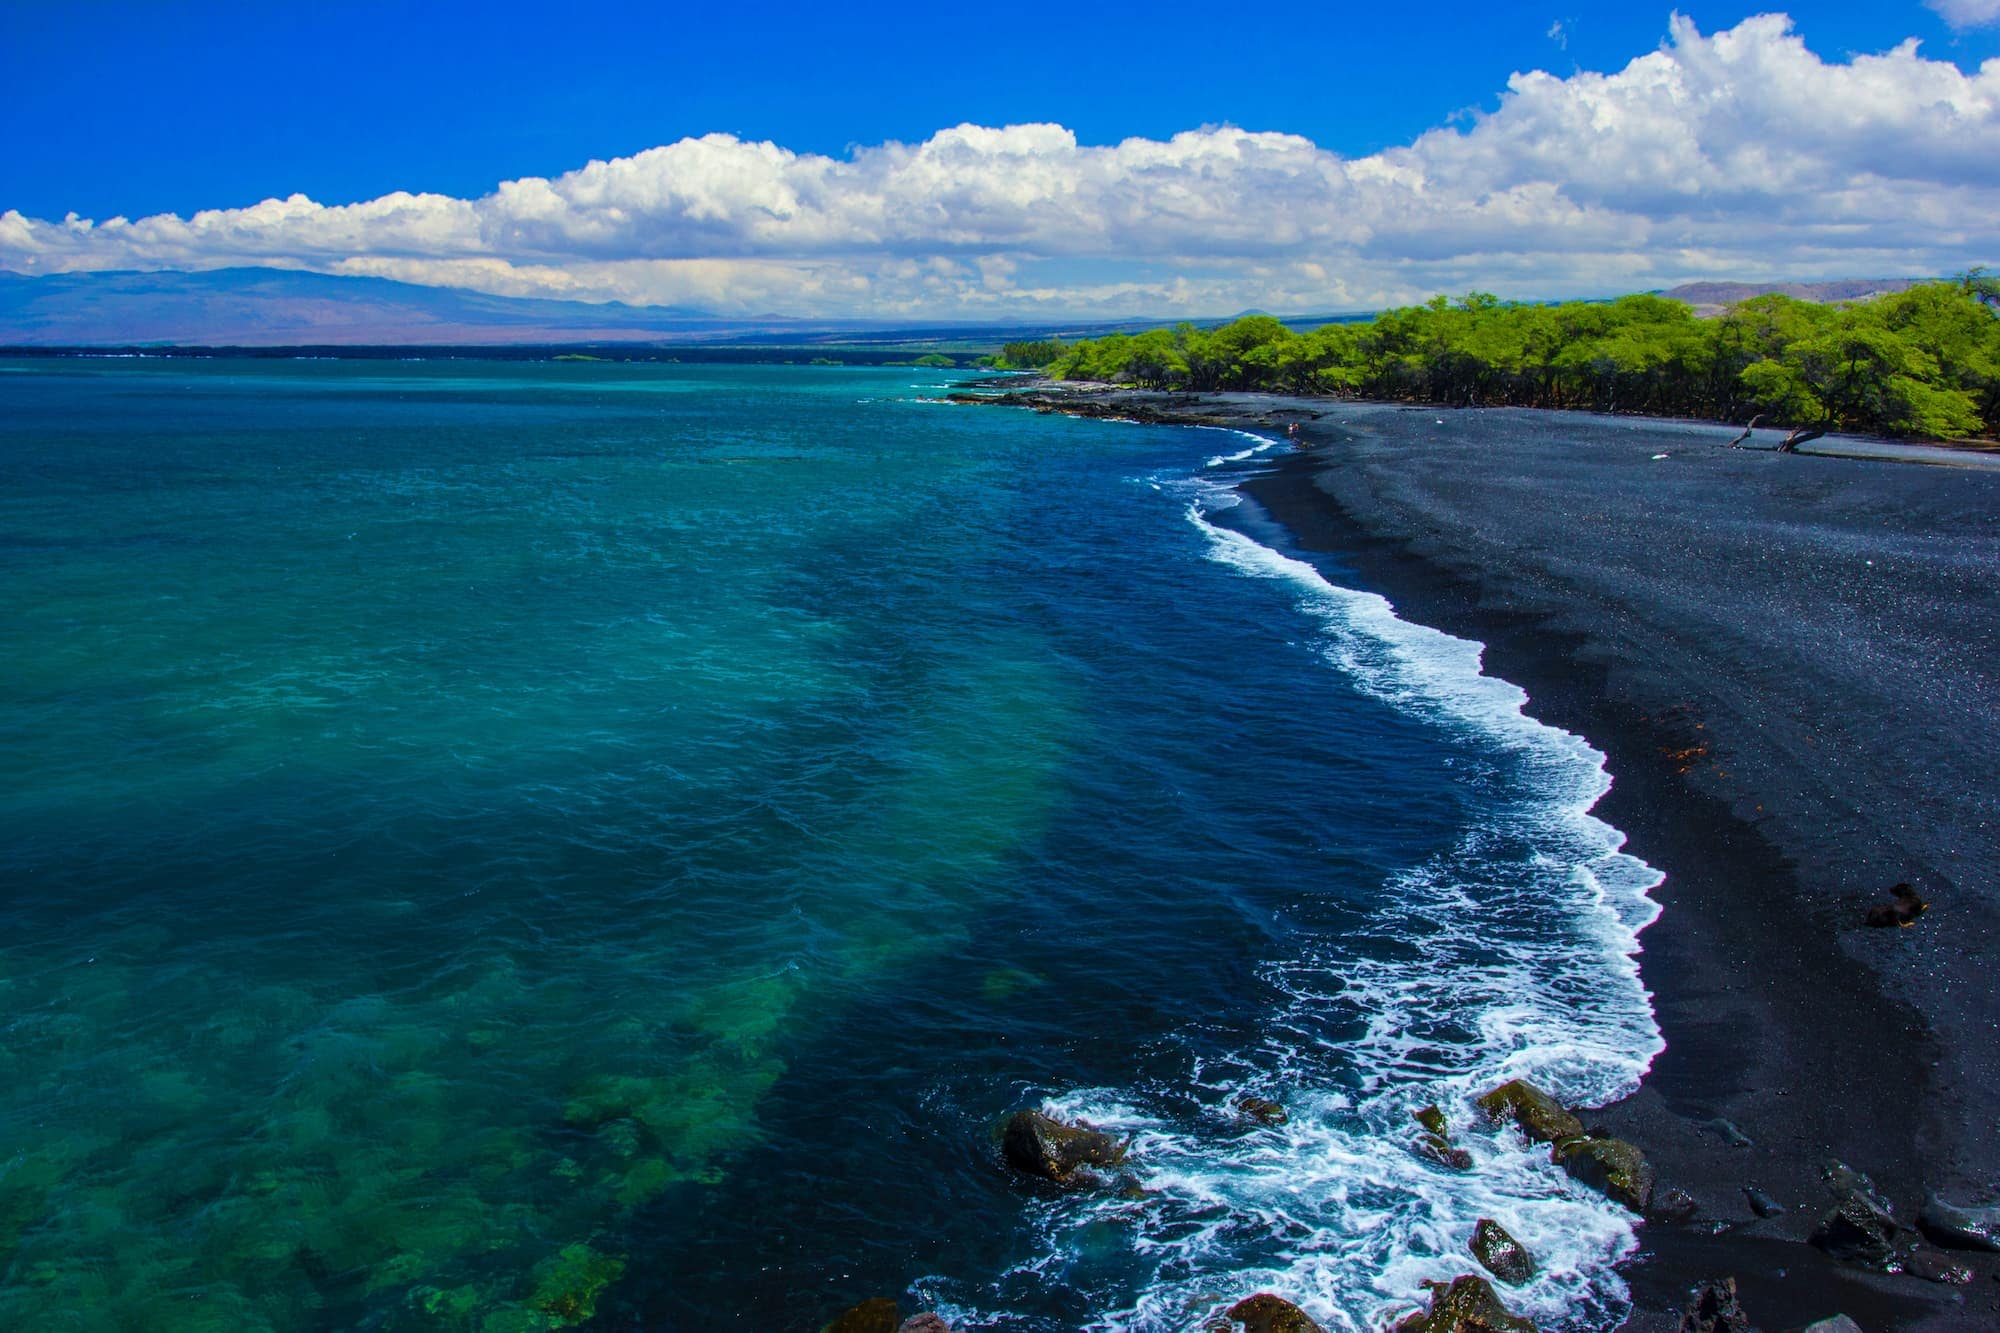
[
  {"xmin": 4, "ymin": 1, "xmax": 1993, "ymax": 219},
  {"xmin": 3, "ymin": 2, "xmax": 1998, "ymax": 316}
]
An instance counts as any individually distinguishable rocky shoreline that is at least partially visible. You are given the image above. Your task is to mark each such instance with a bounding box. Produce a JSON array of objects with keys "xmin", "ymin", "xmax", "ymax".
[
  {"xmin": 940, "ymin": 382, "xmax": 2000, "ymax": 1331},
  {"xmin": 825, "ymin": 1069, "xmax": 1978, "ymax": 1331}
]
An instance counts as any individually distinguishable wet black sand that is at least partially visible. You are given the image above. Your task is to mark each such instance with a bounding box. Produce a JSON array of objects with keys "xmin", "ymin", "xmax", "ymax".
[{"xmin": 964, "ymin": 386, "xmax": 2000, "ymax": 1329}]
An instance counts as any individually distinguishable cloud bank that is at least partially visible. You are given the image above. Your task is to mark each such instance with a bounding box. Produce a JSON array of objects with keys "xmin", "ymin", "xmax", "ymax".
[
  {"xmin": 3, "ymin": 13, "xmax": 1997, "ymax": 317},
  {"xmin": 1927, "ymin": 1, "xmax": 2000, "ymax": 30}
]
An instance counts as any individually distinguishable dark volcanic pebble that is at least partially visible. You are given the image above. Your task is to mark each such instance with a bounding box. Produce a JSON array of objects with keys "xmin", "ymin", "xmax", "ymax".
[
  {"xmin": 1810, "ymin": 1193, "xmax": 1900, "ymax": 1266},
  {"xmin": 1705, "ymin": 1117, "xmax": 1753, "ymax": 1148},
  {"xmin": 1649, "ymin": 1187, "xmax": 1699, "ymax": 1224},
  {"xmin": 1743, "ymin": 1186, "xmax": 1786, "ymax": 1218},
  {"xmin": 1898, "ymin": 1250, "xmax": 1975, "ymax": 1285},
  {"xmin": 1679, "ymin": 1277, "xmax": 1752, "ymax": 1333},
  {"xmin": 1918, "ymin": 1195, "xmax": 2000, "ymax": 1252}
]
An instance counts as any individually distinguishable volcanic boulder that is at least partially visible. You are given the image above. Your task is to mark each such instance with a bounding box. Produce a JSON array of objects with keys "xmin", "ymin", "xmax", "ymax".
[
  {"xmin": 1475, "ymin": 1080, "xmax": 1583, "ymax": 1144},
  {"xmin": 1470, "ymin": 1218, "xmax": 1536, "ymax": 1285},
  {"xmin": 1222, "ymin": 1292, "xmax": 1323, "ymax": 1332},
  {"xmin": 1393, "ymin": 1275, "xmax": 1538, "ymax": 1333},
  {"xmin": 1001, "ymin": 1108, "xmax": 1127, "ymax": 1185},
  {"xmin": 1551, "ymin": 1136, "xmax": 1656, "ymax": 1214},
  {"xmin": 822, "ymin": 1298, "xmax": 901, "ymax": 1333},
  {"xmin": 1236, "ymin": 1096, "xmax": 1289, "ymax": 1126},
  {"xmin": 1809, "ymin": 1192, "xmax": 1899, "ymax": 1266}
]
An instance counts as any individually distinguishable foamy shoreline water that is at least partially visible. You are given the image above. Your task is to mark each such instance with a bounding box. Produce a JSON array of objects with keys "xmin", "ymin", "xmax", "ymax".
[{"xmin": 941, "ymin": 436, "xmax": 1667, "ymax": 1332}]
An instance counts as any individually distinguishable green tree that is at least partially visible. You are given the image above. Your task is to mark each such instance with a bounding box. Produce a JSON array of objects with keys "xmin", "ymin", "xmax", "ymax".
[
  {"xmin": 1034, "ymin": 281, "xmax": 1995, "ymax": 441},
  {"xmin": 1741, "ymin": 303, "xmax": 1981, "ymax": 443},
  {"xmin": 1000, "ymin": 339, "xmax": 1067, "ymax": 369}
]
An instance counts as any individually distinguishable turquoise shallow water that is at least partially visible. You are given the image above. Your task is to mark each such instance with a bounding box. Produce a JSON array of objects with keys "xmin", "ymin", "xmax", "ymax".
[{"xmin": 1, "ymin": 360, "xmax": 1659, "ymax": 1331}]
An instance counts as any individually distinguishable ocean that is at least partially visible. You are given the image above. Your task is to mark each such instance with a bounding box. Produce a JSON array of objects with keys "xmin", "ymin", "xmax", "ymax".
[{"xmin": 0, "ymin": 359, "xmax": 1661, "ymax": 1331}]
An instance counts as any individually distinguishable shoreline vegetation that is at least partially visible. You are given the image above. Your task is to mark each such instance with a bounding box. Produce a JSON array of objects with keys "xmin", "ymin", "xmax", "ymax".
[{"xmin": 999, "ymin": 275, "xmax": 2000, "ymax": 446}]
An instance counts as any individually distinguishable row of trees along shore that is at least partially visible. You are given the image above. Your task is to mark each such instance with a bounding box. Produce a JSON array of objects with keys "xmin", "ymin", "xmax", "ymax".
[{"xmin": 1000, "ymin": 274, "xmax": 2000, "ymax": 443}]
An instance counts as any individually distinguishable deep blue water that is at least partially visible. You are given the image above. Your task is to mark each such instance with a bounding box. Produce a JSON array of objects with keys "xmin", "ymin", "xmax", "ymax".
[{"xmin": 0, "ymin": 360, "xmax": 1659, "ymax": 1331}]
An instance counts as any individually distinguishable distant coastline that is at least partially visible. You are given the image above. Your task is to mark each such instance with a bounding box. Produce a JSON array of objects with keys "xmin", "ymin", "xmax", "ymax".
[
  {"xmin": 948, "ymin": 380, "xmax": 2000, "ymax": 467},
  {"xmin": 0, "ymin": 342, "xmax": 998, "ymax": 369},
  {"xmin": 1000, "ymin": 277, "xmax": 2000, "ymax": 447}
]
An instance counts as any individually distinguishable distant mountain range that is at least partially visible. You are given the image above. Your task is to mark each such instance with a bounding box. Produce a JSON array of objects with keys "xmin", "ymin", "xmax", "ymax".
[
  {"xmin": 0, "ymin": 268, "xmax": 931, "ymax": 347},
  {"xmin": 1659, "ymin": 278, "xmax": 1919, "ymax": 318},
  {"xmin": 0, "ymin": 267, "xmax": 1935, "ymax": 348}
]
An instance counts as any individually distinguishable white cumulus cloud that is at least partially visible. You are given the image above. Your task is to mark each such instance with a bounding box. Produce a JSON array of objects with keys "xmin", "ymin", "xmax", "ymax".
[
  {"xmin": 1927, "ymin": 0, "xmax": 2000, "ymax": 29},
  {"xmin": 2, "ymin": 12, "xmax": 1997, "ymax": 316}
]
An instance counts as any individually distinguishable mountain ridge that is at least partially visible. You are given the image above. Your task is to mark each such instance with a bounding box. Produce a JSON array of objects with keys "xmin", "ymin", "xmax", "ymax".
[
  {"xmin": 0, "ymin": 267, "xmax": 1941, "ymax": 347},
  {"xmin": 1658, "ymin": 277, "xmax": 1920, "ymax": 317},
  {"xmin": 0, "ymin": 267, "xmax": 823, "ymax": 346}
]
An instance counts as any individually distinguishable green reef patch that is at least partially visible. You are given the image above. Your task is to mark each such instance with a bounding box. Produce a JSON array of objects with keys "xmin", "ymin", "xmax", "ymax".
[{"xmin": 0, "ymin": 631, "xmax": 1077, "ymax": 1330}]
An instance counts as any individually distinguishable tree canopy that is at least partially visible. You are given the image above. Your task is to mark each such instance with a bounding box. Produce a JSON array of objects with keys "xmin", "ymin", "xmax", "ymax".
[
  {"xmin": 998, "ymin": 338, "xmax": 1068, "ymax": 369},
  {"xmin": 1028, "ymin": 279, "xmax": 2000, "ymax": 441}
]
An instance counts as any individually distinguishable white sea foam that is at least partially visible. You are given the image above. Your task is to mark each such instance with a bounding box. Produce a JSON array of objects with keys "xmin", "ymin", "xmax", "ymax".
[
  {"xmin": 998, "ymin": 476, "xmax": 1665, "ymax": 1331},
  {"xmin": 1204, "ymin": 430, "xmax": 1282, "ymax": 468}
]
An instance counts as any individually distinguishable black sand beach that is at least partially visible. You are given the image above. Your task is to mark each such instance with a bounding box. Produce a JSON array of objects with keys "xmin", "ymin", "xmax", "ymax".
[
  {"xmin": 965, "ymin": 387, "xmax": 2000, "ymax": 1329},
  {"xmin": 1242, "ymin": 401, "xmax": 2000, "ymax": 1332}
]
